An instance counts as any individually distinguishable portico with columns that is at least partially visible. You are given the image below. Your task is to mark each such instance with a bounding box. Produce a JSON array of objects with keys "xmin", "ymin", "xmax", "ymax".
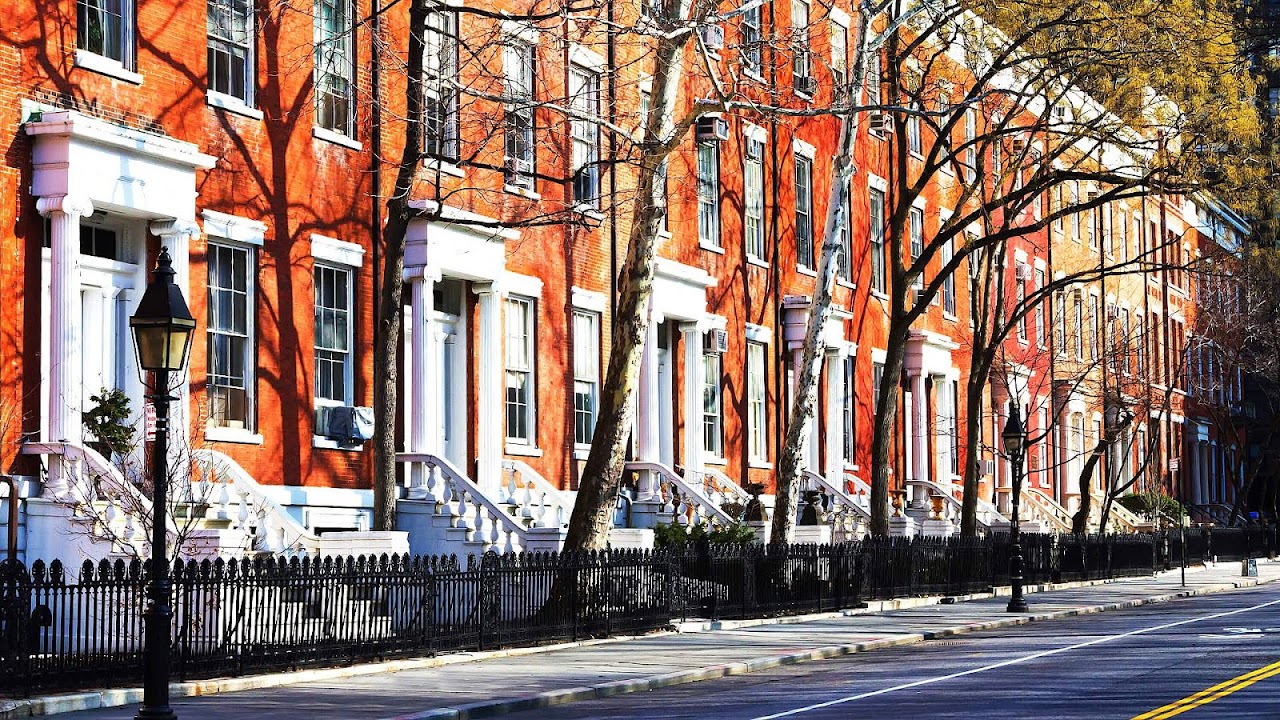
[
  {"xmin": 780, "ymin": 296, "xmax": 855, "ymax": 485},
  {"xmin": 903, "ymin": 330, "xmax": 961, "ymax": 507}
]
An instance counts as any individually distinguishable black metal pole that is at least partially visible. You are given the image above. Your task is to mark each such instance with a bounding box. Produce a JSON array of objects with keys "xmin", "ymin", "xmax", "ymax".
[
  {"xmin": 136, "ymin": 368, "xmax": 176, "ymax": 720},
  {"xmin": 1007, "ymin": 448, "xmax": 1029, "ymax": 613}
]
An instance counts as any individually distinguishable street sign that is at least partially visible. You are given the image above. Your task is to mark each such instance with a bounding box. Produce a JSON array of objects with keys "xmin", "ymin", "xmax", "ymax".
[{"xmin": 144, "ymin": 405, "xmax": 156, "ymax": 442}]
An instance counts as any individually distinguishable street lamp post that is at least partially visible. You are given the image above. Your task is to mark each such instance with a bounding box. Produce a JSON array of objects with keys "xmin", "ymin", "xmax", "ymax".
[
  {"xmin": 129, "ymin": 248, "xmax": 195, "ymax": 720},
  {"xmin": 1003, "ymin": 405, "xmax": 1029, "ymax": 613}
]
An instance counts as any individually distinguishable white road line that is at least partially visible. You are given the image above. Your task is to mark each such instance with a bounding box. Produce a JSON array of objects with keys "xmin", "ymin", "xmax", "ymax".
[{"xmin": 750, "ymin": 596, "xmax": 1280, "ymax": 720}]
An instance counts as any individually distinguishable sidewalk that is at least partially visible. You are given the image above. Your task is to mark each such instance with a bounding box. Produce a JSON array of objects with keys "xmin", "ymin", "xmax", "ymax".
[{"xmin": 8, "ymin": 560, "xmax": 1278, "ymax": 720}]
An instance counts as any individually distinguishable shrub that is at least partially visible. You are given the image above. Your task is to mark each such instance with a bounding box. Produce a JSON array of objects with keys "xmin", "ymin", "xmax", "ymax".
[
  {"xmin": 653, "ymin": 521, "xmax": 758, "ymax": 548},
  {"xmin": 1117, "ymin": 491, "xmax": 1183, "ymax": 521},
  {"xmin": 82, "ymin": 388, "xmax": 134, "ymax": 458}
]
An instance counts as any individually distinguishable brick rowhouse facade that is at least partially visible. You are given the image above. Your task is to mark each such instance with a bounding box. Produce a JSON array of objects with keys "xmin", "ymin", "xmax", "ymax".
[{"xmin": 0, "ymin": 0, "xmax": 1252, "ymax": 559}]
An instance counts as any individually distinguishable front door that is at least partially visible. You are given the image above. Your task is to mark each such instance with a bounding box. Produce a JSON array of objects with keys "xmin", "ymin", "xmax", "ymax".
[{"xmin": 435, "ymin": 279, "xmax": 467, "ymax": 470}]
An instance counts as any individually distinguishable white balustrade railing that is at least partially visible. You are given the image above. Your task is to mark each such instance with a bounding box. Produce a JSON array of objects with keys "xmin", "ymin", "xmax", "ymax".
[
  {"xmin": 800, "ymin": 470, "xmax": 870, "ymax": 539},
  {"xmin": 1023, "ymin": 488, "xmax": 1073, "ymax": 533},
  {"xmin": 906, "ymin": 478, "xmax": 996, "ymax": 532},
  {"xmin": 400, "ymin": 452, "xmax": 528, "ymax": 552},
  {"xmin": 690, "ymin": 466, "xmax": 752, "ymax": 510},
  {"xmin": 625, "ymin": 461, "xmax": 735, "ymax": 527},
  {"xmin": 1092, "ymin": 492, "xmax": 1151, "ymax": 532},
  {"xmin": 192, "ymin": 449, "xmax": 320, "ymax": 555},
  {"xmin": 501, "ymin": 459, "xmax": 571, "ymax": 529}
]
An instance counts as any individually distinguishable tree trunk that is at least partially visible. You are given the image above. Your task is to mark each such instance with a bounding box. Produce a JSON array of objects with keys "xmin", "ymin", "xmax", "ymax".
[
  {"xmin": 371, "ymin": 0, "xmax": 428, "ymax": 532},
  {"xmin": 959, "ymin": 371, "xmax": 988, "ymax": 536},
  {"xmin": 868, "ymin": 324, "xmax": 909, "ymax": 536},
  {"xmin": 562, "ymin": 17, "xmax": 690, "ymax": 552},
  {"xmin": 1070, "ymin": 440, "xmax": 1106, "ymax": 534},
  {"xmin": 771, "ymin": 124, "xmax": 857, "ymax": 544}
]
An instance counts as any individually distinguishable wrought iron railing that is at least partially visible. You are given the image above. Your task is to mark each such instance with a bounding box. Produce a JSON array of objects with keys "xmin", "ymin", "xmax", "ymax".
[{"xmin": 0, "ymin": 531, "xmax": 1236, "ymax": 696}]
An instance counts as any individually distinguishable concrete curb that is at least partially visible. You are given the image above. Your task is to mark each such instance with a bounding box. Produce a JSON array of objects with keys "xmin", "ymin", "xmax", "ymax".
[{"xmin": 2, "ymin": 565, "xmax": 1270, "ymax": 719}]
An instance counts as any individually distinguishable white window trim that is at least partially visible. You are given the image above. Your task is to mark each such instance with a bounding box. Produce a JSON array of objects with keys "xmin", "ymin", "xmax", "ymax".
[
  {"xmin": 746, "ymin": 339, "xmax": 770, "ymax": 465},
  {"xmin": 571, "ymin": 286, "xmax": 607, "ymax": 312},
  {"xmin": 746, "ymin": 323, "xmax": 772, "ymax": 343},
  {"xmin": 310, "ymin": 233, "xmax": 365, "ymax": 268},
  {"xmin": 742, "ymin": 120, "xmax": 768, "ymax": 143},
  {"xmin": 792, "ymin": 137, "xmax": 817, "ymax": 159},
  {"xmin": 201, "ymin": 210, "xmax": 266, "ymax": 246},
  {"xmin": 568, "ymin": 44, "xmax": 605, "ymax": 72},
  {"xmin": 312, "ymin": 261, "xmax": 356, "ymax": 409},
  {"xmin": 501, "ymin": 19, "xmax": 540, "ymax": 43},
  {"xmin": 207, "ymin": 90, "xmax": 264, "ymax": 120},
  {"xmin": 572, "ymin": 308, "xmax": 601, "ymax": 451},
  {"xmin": 313, "ymin": 125, "xmax": 363, "ymax": 151},
  {"xmin": 204, "ymin": 238, "xmax": 259, "ymax": 441},
  {"xmin": 75, "ymin": 49, "xmax": 143, "ymax": 85},
  {"xmin": 505, "ymin": 295, "xmax": 538, "ymax": 447},
  {"xmin": 505, "ymin": 271, "xmax": 544, "ymax": 299}
]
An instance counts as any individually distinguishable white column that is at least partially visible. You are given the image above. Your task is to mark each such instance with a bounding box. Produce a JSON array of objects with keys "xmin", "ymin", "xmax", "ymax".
[
  {"xmin": 409, "ymin": 270, "xmax": 440, "ymax": 455},
  {"xmin": 935, "ymin": 379, "xmax": 952, "ymax": 487},
  {"xmin": 150, "ymin": 219, "xmax": 201, "ymax": 457},
  {"xmin": 474, "ymin": 282, "xmax": 506, "ymax": 493},
  {"xmin": 792, "ymin": 349, "xmax": 819, "ymax": 470},
  {"xmin": 911, "ymin": 372, "xmax": 928, "ymax": 489},
  {"xmin": 637, "ymin": 309, "xmax": 662, "ymax": 500},
  {"xmin": 824, "ymin": 349, "xmax": 845, "ymax": 483},
  {"xmin": 38, "ymin": 196, "xmax": 94, "ymax": 446},
  {"xmin": 681, "ymin": 322, "xmax": 705, "ymax": 478}
]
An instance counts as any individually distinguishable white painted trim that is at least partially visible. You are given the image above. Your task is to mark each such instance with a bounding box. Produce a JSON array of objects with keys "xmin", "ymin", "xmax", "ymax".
[
  {"xmin": 871, "ymin": 347, "xmax": 887, "ymax": 363},
  {"xmin": 742, "ymin": 121, "xmax": 768, "ymax": 143},
  {"xmin": 704, "ymin": 313, "xmax": 728, "ymax": 330},
  {"xmin": 504, "ymin": 271, "xmax": 544, "ymax": 299},
  {"xmin": 569, "ymin": 44, "xmax": 606, "ymax": 71},
  {"xmin": 793, "ymin": 137, "xmax": 817, "ymax": 159},
  {"xmin": 656, "ymin": 257, "xmax": 717, "ymax": 287},
  {"xmin": 867, "ymin": 173, "xmax": 888, "ymax": 192},
  {"xmin": 202, "ymin": 210, "xmax": 266, "ymax": 246},
  {"xmin": 745, "ymin": 323, "xmax": 772, "ymax": 343},
  {"xmin": 829, "ymin": 7, "xmax": 851, "ymax": 27},
  {"xmin": 205, "ymin": 427, "xmax": 265, "ymax": 445},
  {"xmin": 501, "ymin": 20, "xmax": 540, "ymax": 43},
  {"xmin": 409, "ymin": 199, "xmax": 522, "ymax": 241},
  {"xmin": 74, "ymin": 50, "xmax": 143, "ymax": 85},
  {"xmin": 310, "ymin": 234, "xmax": 365, "ymax": 268},
  {"xmin": 313, "ymin": 125, "xmax": 362, "ymax": 151},
  {"xmin": 207, "ymin": 90, "xmax": 263, "ymax": 120},
  {"xmin": 571, "ymin": 286, "xmax": 608, "ymax": 312},
  {"xmin": 505, "ymin": 444, "xmax": 544, "ymax": 457}
]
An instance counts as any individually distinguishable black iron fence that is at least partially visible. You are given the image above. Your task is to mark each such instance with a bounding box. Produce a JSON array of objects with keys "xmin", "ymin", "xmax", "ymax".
[{"xmin": 0, "ymin": 529, "xmax": 1259, "ymax": 697}]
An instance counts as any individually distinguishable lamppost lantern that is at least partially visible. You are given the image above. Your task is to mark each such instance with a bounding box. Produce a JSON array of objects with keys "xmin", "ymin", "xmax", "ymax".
[
  {"xmin": 130, "ymin": 247, "xmax": 195, "ymax": 376},
  {"xmin": 1002, "ymin": 405, "xmax": 1026, "ymax": 458},
  {"xmin": 129, "ymin": 246, "xmax": 192, "ymax": 720}
]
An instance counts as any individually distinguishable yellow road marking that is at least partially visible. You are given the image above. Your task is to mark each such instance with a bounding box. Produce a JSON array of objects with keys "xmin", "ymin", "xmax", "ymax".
[{"xmin": 1132, "ymin": 659, "xmax": 1280, "ymax": 720}]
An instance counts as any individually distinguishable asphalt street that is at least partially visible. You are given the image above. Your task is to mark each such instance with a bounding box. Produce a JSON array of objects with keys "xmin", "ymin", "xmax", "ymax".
[{"xmin": 496, "ymin": 584, "xmax": 1280, "ymax": 720}]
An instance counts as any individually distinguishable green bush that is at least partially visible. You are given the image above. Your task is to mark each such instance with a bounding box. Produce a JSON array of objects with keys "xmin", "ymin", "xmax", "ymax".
[
  {"xmin": 653, "ymin": 521, "xmax": 758, "ymax": 548},
  {"xmin": 82, "ymin": 388, "xmax": 134, "ymax": 458},
  {"xmin": 1117, "ymin": 491, "xmax": 1183, "ymax": 521}
]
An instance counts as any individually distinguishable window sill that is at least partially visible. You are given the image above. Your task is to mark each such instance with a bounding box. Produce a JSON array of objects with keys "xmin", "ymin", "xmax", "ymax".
[
  {"xmin": 573, "ymin": 206, "xmax": 605, "ymax": 223},
  {"xmin": 504, "ymin": 184, "xmax": 540, "ymax": 200},
  {"xmin": 425, "ymin": 158, "xmax": 466, "ymax": 178},
  {"xmin": 700, "ymin": 242, "xmax": 726, "ymax": 255},
  {"xmin": 573, "ymin": 446, "xmax": 591, "ymax": 461},
  {"xmin": 870, "ymin": 290, "xmax": 890, "ymax": 302},
  {"xmin": 744, "ymin": 69, "xmax": 765, "ymax": 82},
  {"xmin": 868, "ymin": 130, "xmax": 886, "ymax": 141},
  {"xmin": 747, "ymin": 255, "xmax": 770, "ymax": 269},
  {"xmin": 794, "ymin": 88, "xmax": 814, "ymax": 101},
  {"xmin": 748, "ymin": 460, "xmax": 773, "ymax": 470},
  {"xmin": 75, "ymin": 50, "xmax": 142, "ymax": 85},
  {"xmin": 205, "ymin": 427, "xmax": 264, "ymax": 445},
  {"xmin": 313, "ymin": 125, "xmax": 362, "ymax": 151},
  {"xmin": 505, "ymin": 443, "xmax": 543, "ymax": 458},
  {"xmin": 207, "ymin": 90, "xmax": 263, "ymax": 120},
  {"xmin": 837, "ymin": 279, "xmax": 857, "ymax": 291},
  {"xmin": 657, "ymin": 229, "xmax": 673, "ymax": 239},
  {"xmin": 943, "ymin": 312, "xmax": 960, "ymax": 323},
  {"xmin": 797, "ymin": 266, "xmax": 817, "ymax": 278},
  {"xmin": 704, "ymin": 456, "xmax": 728, "ymax": 467},
  {"xmin": 312, "ymin": 435, "xmax": 364, "ymax": 452}
]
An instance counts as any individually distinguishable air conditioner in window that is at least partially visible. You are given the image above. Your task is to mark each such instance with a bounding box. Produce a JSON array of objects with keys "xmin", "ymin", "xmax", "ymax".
[
  {"xmin": 701, "ymin": 24, "xmax": 726, "ymax": 50},
  {"xmin": 868, "ymin": 112, "xmax": 893, "ymax": 133},
  {"xmin": 508, "ymin": 157, "xmax": 534, "ymax": 176},
  {"xmin": 695, "ymin": 115, "xmax": 730, "ymax": 142},
  {"xmin": 316, "ymin": 406, "xmax": 375, "ymax": 445},
  {"xmin": 704, "ymin": 328, "xmax": 729, "ymax": 354},
  {"xmin": 978, "ymin": 458, "xmax": 995, "ymax": 476},
  {"xmin": 1014, "ymin": 262, "xmax": 1032, "ymax": 281}
]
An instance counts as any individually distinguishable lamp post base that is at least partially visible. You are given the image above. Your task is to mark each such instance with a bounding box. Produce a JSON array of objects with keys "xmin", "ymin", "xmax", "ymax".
[
  {"xmin": 1006, "ymin": 595, "xmax": 1029, "ymax": 613},
  {"xmin": 135, "ymin": 707, "xmax": 178, "ymax": 720}
]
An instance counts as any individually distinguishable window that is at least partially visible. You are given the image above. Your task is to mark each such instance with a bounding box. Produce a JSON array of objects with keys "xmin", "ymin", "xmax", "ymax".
[
  {"xmin": 1088, "ymin": 294, "xmax": 1100, "ymax": 361},
  {"xmin": 830, "ymin": 20, "xmax": 848, "ymax": 87},
  {"xmin": 907, "ymin": 104, "xmax": 923, "ymax": 156},
  {"xmin": 1072, "ymin": 292, "xmax": 1084, "ymax": 360},
  {"xmin": 963, "ymin": 109, "xmax": 977, "ymax": 182},
  {"xmin": 207, "ymin": 243, "xmax": 255, "ymax": 430},
  {"xmin": 1015, "ymin": 276, "xmax": 1027, "ymax": 341},
  {"xmin": 837, "ymin": 191, "xmax": 852, "ymax": 281},
  {"xmin": 869, "ymin": 187, "xmax": 886, "ymax": 293},
  {"xmin": 1053, "ymin": 290, "xmax": 1065, "ymax": 353},
  {"xmin": 1118, "ymin": 210, "xmax": 1129, "ymax": 262},
  {"xmin": 791, "ymin": 0, "xmax": 811, "ymax": 92},
  {"xmin": 314, "ymin": 264, "xmax": 353, "ymax": 405},
  {"xmin": 703, "ymin": 352, "xmax": 723, "ymax": 457},
  {"xmin": 1136, "ymin": 317, "xmax": 1146, "ymax": 376},
  {"xmin": 744, "ymin": 137, "xmax": 765, "ymax": 258},
  {"xmin": 79, "ymin": 224, "xmax": 119, "ymax": 260},
  {"xmin": 78, "ymin": 0, "xmax": 133, "ymax": 67},
  {"xmin": 741, "ymin": 4, "xmax": 762, "ymax": 75},
  {"xmin": 843, "ymin": 356, "xmax": 855, "ymax": 463},
  {"xmin": 1034, "ymin": 269, "xmax": 1046, "ymax": 348},
  {"xmin": 747, "ymin": 341, "xmax": 768, "ymax": 461},
  {"xmin": 573, "ymin": 311, "xmax": 599, "ymax": 446},
  {"xmin": 865, "ymin": 52, "xmax": 882, "ymax": 108},
  {"xmin": 314, "ymin": 0, "xmax": 355, "ymax": 136},
  {"xmin": 795, "ymin": 153, "xmax": 814, "ymax": 268},
  {"xmin": 1051, "ymin": 184, "xmax": 1064, "ymax": 233},
  {"xmin": 505, "ymin": 297, "xmax": 536, "ymax": 444},
  {"xmin": 504, "ymin": 40, "xmax": 536, "ymax": 189},
  {"xmin": 424, "ymin": 9, "xmax": 459, "ymax": 160},
  {"xmin": 942, "ymin": 238, "xmax": 956, "ymax": 315},
  {"xmin": 570, "ymin": 66, "xmax": 601, "ymax": 207},
  {"xmin": 208, "ymin": 0, "xmax": 253, "ymax": 104},
  {"xmin": 872, "ymin": 361, "xmax": 885, "ymax": 412},
  {"xmin": 698, "ymin": 142, "xmax": 721, "ymax": 248},
  {"xmin": 909, "ymin": 206, "xmax": 924, "ymax": 288}
]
